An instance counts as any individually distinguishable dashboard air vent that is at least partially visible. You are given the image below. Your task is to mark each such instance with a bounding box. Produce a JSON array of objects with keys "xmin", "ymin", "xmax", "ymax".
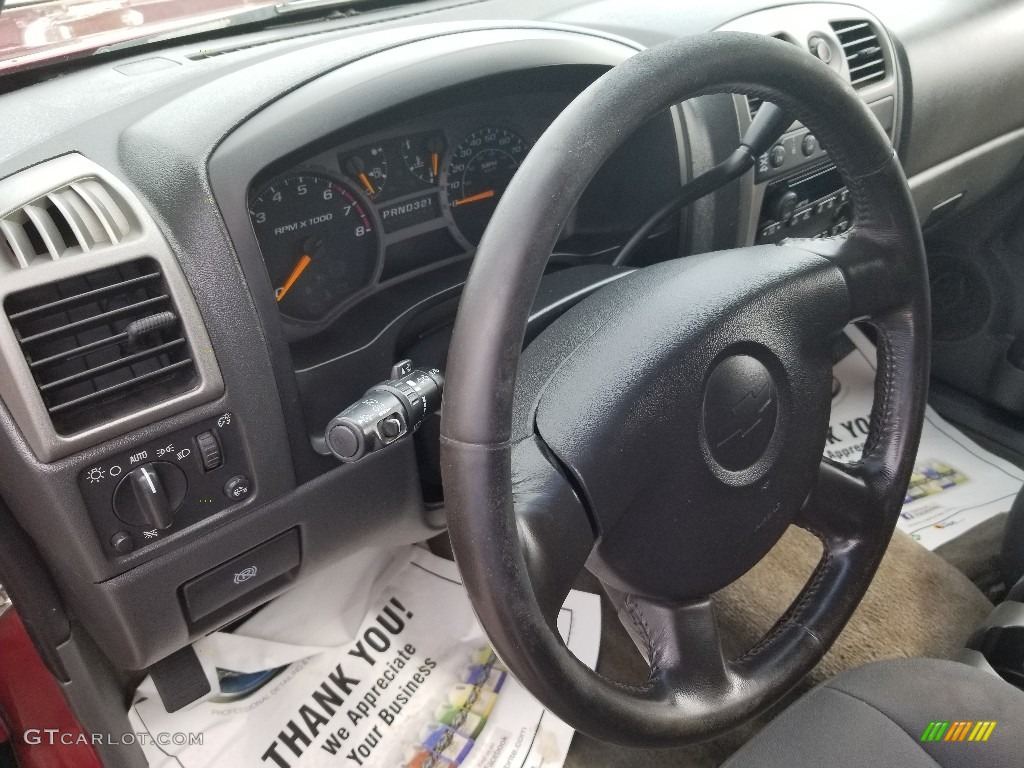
[
  {"xmin": 0, "ymin": 178, "xmax": 134, "ymax": 270},
  {"xmin": 830, "ymin": 20, "xmax": 886, "ymax": 89},
  {"xmin": 3, "ymin": 258, "xmax": 198, "ymax": 435}
]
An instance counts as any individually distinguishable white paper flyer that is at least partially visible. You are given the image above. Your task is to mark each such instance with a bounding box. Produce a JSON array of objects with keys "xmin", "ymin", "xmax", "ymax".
[
  {"xmin": 829, "ymin": 326, "xmax": 1024, "ymax": 549},
  {"xmin": 129, "ymin": 548, "xmax": 600, "ymax": 768}
]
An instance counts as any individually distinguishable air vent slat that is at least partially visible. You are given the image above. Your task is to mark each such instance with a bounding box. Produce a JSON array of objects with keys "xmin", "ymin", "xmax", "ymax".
[
  {"xmin": 47, "ymin": 360, "xmax": 194, "ymax": 416},
  {"xmin": 16, "ymin": 295, "xmax": 169, "ymax": 346},
  {"xmin": 29, "ymin": 332, "xmax": 131, "ymax": 370},
  {"xmin": 7, "ymin": 272, "xmax": 161, "ymax": 322},
  {"xmin": 71, "ymin": 179, "xmax": 132, "ymax": 243},
  {"xmin": 38, "ymin": 338, "xmax": 186, "ymax": 393},
  {"xmin": 0, "ymin": 231, "xmax": 19, "ymax": 270},
  {"xmin": 0, "ymin": 218, "xmax": 33, "ymax": 268},
  {"xmin": 849, "ymin": 59, "xmax": 882, "ymax": 74},
  {"xmin": 187, "ymin": 39, "xmax": 274, "ymax": 60},
  {"xmin": 22, "ymin": 203, "xmax": 67, "ymax": 259},
  {"xmin": 830, "ymin": 19, "xmax": 888, "ymax": 90},
  {"xmin": 851, "ymin": 72, "xmax": 886, "ymax": 88},
  {"xmin": 841, "ymin": 35, "xmax": 877, "ymax": 49},
  {"xmin": 0, "ymin": 177, "xmax": 135, "ymax": 271},
  {"xmin": 3, "ymin": 259, "xmax": 198, "ymax": 435},
  {"xmin": 47, "ymin": 188, "xmax": 109, "ymax": 251}
]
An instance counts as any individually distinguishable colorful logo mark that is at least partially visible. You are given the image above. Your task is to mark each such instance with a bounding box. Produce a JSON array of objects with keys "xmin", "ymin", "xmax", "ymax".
[
  {"xmin": 904, "ymin": 460, "xmax": 969, "ymax": 505},
  {"xmin": 921, "ymin": 721, "xmax": 997, "ymax": 743}
]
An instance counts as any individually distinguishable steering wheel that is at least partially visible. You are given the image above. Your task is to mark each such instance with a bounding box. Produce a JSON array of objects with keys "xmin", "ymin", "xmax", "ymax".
[{"xmin": 440, "ymin": 32, "xmax": 929, "ymax": 746}]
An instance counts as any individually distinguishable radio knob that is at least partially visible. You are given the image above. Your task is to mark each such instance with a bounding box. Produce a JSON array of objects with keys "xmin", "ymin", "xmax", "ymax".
[{"xmin": 767, "ymin": 188, "xmax": 799, "ymax": 223}]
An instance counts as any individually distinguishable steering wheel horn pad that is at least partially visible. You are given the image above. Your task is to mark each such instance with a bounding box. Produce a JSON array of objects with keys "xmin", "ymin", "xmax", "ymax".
[
  {"xmin": 525, "ymin": 246, "xmax": 847, "ymax": 602},
  {"xmin": 441, "ymin": 32, "xmax": 929, "ymax": 746}
]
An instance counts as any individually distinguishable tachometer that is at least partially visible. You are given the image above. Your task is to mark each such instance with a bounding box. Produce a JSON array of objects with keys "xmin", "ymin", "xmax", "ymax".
[
  {"xmin": 443, "ymin": 127, "xmax": 529, "ymax": 247},
  {"xmin": 249, "ymin": 172, "xmax": 381, "ymax": 322}
]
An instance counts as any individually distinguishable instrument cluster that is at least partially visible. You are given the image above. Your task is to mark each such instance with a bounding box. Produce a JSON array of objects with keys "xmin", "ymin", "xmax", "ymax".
[{"xmin": 247, "ymin": 93, "xmax": 555, "ymax": 329}]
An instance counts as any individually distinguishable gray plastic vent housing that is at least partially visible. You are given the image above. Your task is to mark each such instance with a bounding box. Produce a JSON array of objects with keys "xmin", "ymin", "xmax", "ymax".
[
  {"xmin": 830, "ymin": 19, "xmax": 887, "ymax": 90},
  {"xmin": 0, "ymin": 173, "xmax": 136, "ymax": 270},
  {"xmin": 722, "ymin": 3, "xmax": 899, "ymax": 137},
  {"xmin": 0, "ymin": 154, "xmax": 224, "ymax": 462},
  {"xmin": 718, "ymin": 3, "xmax": 901, "ymax": 248}
]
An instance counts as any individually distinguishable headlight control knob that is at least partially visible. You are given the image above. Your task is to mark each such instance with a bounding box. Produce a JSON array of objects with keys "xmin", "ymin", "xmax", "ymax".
[{"xmin": 112, "ymin": 462, "xmax": 187, "ymax": 530}]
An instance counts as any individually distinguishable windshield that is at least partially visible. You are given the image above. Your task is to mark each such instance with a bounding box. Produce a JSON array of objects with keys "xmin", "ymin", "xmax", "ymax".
[{"xmin": 0, "ymin": 0, "xmax": 283, "ymax": 73}]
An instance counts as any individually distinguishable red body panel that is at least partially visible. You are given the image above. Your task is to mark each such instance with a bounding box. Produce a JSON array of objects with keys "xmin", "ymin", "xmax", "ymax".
[
  {"xmin": 0, "ymin": 609, "xmax": 103, "ymax": 768},
  {"xmin": 0, "ymin": 0, "xmax": 274, "ymax": 73}
]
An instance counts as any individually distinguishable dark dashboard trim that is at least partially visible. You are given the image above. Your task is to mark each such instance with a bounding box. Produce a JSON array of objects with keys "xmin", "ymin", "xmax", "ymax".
[
  {"xmin": 208, "ymin": 25, "xmax": 645, "ymax": 474},
  {"xmin": 0, "ymin": 22, "xmax": 652, "ymax": 675}
]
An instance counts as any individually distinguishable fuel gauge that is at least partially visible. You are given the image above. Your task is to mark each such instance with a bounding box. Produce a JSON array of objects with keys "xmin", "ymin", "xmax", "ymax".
[
  {"xmin": 401, "ymin": 132, "xmax": 446, "ymax": 185},
  {"xmin": 342, "ymin": 146, "xmax": 388, "ymax": 200}
]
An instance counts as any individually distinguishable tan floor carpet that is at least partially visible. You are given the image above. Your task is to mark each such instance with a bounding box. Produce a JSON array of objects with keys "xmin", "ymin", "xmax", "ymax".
[
  {"xmin": 565, "ymin": 526, "xmax": 994, "ymax": 767},
  {"xmin": 715, "ymin": 526, "xmax": 992, "ymax": 682}
]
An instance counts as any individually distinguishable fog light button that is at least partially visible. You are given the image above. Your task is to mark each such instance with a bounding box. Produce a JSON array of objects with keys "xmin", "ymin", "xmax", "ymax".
[{"xmin": 223, "ymin": 474, "xmax": 251, "ymax": 501}]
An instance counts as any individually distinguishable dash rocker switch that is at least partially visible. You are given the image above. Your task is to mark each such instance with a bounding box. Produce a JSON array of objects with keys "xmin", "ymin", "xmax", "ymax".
[{"xmin": 196, "ymin": 430, "xmax": 223, "ymax": 471}]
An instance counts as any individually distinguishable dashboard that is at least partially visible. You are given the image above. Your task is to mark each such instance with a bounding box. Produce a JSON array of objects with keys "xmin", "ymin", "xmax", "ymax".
[{"xmin": 2, "ymin": 3, "xmax": 1024, "ymax": 763}]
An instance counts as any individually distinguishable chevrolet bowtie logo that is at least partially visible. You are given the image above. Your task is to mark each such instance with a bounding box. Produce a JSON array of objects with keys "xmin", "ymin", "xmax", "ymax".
[{"xmin": 702, "ymin": 355, "xmax": 779, "ymax": 472}]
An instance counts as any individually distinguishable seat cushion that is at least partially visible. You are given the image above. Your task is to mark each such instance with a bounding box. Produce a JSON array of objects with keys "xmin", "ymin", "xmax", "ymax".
[{"xmin": 724, "ymin": 658, "xmax": 1024, "ymax": 768}]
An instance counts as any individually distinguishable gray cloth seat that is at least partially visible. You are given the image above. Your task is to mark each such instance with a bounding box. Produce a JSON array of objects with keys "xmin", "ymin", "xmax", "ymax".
[{"xmin": 724, "ymin": 658, "xmax": 1024, "ymax": 767}]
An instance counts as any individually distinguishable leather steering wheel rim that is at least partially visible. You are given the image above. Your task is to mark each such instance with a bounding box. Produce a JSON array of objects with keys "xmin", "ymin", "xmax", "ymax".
[{"xmin": 440, "ymin": 32, "xmax": 930, "ymax": 747}]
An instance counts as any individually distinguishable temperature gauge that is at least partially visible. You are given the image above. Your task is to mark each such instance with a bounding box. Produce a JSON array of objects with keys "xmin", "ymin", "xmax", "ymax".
[{"xmin": 401, "ymin": 132, "xmax": 446, "ymax": 186}]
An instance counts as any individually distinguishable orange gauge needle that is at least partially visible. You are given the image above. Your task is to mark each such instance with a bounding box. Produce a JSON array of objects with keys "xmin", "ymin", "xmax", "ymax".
[
  {"xmin": 276, "ymin": 254, "xmax": 312, "ymax": 302},
  {"xmin": 358, "ymin": 172, "xmax": 376, "ymax": 196},
  {"xmin": 431, "ymin": 152, "xmax": 440, "ymax": 179},
  {"xmin": 453, "ymin": 189, "xmax": 495, "ymax": 207}
]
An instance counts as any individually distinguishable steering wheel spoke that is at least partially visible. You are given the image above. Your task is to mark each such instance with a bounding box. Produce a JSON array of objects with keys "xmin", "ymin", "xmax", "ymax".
[
  {"xmin": 511, "ymin": 435, "xmax": 595, "ymax": 624},
  {"xmin": 796, "ymin": 459, "xmax": 878, "ymax": 542},
  {"xmin": 789, "ymin": 224, "xmax": 917, "ymax": 322},
  {"xmin": 618, "ymin": 594, "xmax": 732, "ymax": 696}
]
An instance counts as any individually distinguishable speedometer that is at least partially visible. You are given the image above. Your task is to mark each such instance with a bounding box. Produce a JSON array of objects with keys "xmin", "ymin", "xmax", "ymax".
[
  {"xmin": 442, "ymin": 127, "xmax": 529, "ymax": 248},
  {"xmin": 249, "ymin": 172, "xmax": 381, "ymax": 322}
]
